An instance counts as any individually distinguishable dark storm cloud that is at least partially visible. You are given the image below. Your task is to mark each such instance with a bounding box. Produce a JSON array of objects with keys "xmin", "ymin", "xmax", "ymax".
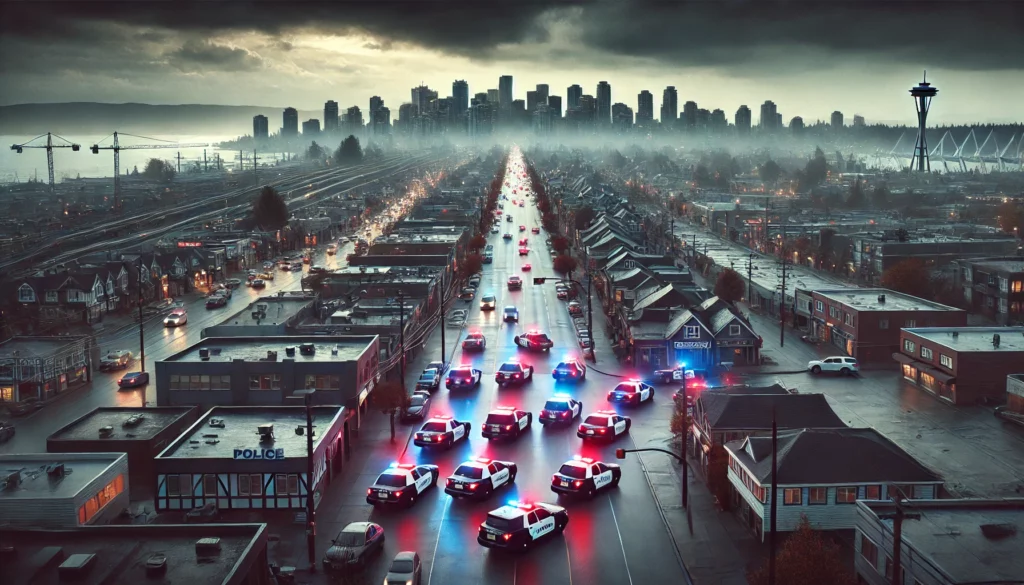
[
  {"xmin": 1, "ymin": 0, "xmax": 1020, "ymax": 70},
  {"xmin": 167, "ymin": 40, "xmax": 264, "ymax": 72}
]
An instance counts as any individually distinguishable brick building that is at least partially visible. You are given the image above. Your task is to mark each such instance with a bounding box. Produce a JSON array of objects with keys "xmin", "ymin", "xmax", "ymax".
[
  {"xmin": 809, "ymin": 289, "xmax": 966, "ymax": 362},
  {"xmin": 895, "ymin": 326, "xmax": 1024, "ymax": 405}
]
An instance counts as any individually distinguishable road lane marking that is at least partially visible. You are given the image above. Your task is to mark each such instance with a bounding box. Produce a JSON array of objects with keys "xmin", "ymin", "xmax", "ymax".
[
  {"xmin": 608, "ymin": 498, "xmax": 634, "ymax": 585},
  {"xmin": 564, "ymin": 538, "xmax": 575, "ymax": 585},
  {"xmin": 426, "ymin": 496, "xmax": 450, "ymax": 585}
]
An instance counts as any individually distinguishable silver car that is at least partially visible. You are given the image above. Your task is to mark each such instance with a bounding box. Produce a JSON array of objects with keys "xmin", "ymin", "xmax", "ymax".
[{"xmin": 385, "ymin": 551, "xmax": 422, "ymax": 585}]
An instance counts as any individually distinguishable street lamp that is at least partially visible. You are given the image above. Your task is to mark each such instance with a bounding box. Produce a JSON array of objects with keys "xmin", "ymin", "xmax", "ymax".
[
  {"xmin": 615, "ymin": 445, "xmax": 688, "ymax": 510},
  {"xmin": 290, "ymin": 388, "xmax": 318, "ymax": 573}
]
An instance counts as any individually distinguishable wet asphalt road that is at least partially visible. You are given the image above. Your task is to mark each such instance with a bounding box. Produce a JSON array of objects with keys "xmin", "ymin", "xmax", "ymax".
[{"xmin": 311, "ymin": 151, "xmax": 690, "ymax": 585}]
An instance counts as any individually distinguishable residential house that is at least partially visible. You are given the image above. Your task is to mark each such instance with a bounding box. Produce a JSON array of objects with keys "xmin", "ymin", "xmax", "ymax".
[
  {"xmin": 725, "ymin": 428, "xmax": 944, "ymax": 540},
  {"xmin": 157, "ymin": 251, "xmax": 191, "ymax": 297},
  {"xmin": 0, "ymin": 335, "xmax": 95, "ymax": 403},
  {"xmin": 955, "ymin": 257, "xmax": 1024, "ymax": 323}
]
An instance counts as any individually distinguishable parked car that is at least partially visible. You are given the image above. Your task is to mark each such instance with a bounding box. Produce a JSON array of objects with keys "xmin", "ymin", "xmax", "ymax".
[
  {"xmin": 459, "ymin": 288, "xmax": 476, "ymax": 301},
  {"xmin": 118, "ymin": 371, "xmax": 150, "ymax": 389},
  {"xmin": 449, "ymin": 309, "xmax": 468, "ymax": 322},
  {"xmin": 5, "ymin": 397, "xmax": 42, "ymax": 417},
  {"xmin": 401, "ymin": 391, "xmax": 432, "ymax": 422},
  {"xmin": 224, "ymin": 278, "xmax": 243, "ymax": 289},
  {"xmin": 567, "ymin": 302, "xmax": 583, "ymax": 316},
  {"xmin": 0, "ymin": 421, "xmax": 14, "ymax": 443},
  {"xmin": 99, "ymin": 350, "xmax": 133, "ymax": 371},
  {"xmin": 808, "ymin": 357, "xmax": 859, "ymax": 375},
  {"xmin": 323, "ymin": 523, "xmax": 385, "ymax": 571},
  {"xmin": 415, "ymin": 368, "xmax": 442, "ymax": 392},
  {"xmin": 206, "ymin": 296, "xmax": 228, "ymax": 309}
]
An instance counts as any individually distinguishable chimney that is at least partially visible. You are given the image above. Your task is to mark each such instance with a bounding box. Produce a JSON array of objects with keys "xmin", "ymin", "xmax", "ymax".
[
  {"xmin": 994, "ymin": 333, "xmax": 1001, "ymax": 348},
  {"xmin": 952, "ymin": 331, "xmax": 959, "ymax": 339},
  {"xmin": 877, "ymin": 294, "xmax": 886, "ymax": 304}
]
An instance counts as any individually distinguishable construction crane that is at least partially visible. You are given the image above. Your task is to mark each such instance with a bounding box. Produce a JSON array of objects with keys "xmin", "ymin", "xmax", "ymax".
[
  {"xmin": 90, "ymin": 131, "xmax": 209, "ymax": 213},
  {"xmin": 9, "ymin": 132, "xmax": 81, "ymax": 193}
]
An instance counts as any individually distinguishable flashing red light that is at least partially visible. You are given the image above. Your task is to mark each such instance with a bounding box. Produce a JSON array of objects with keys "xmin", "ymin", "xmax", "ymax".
[
  {"xmin": 366, "ymin": 488, "xmax": 372, "ymax": 495},
  {"xmin": 435, "ymin": 415, "xmax": 452, "ymax": 419},
  {"xmin": 598, "ymin": 428, "xmax": 608, "ymax": 434},
  {"xmin": 396, "ymin": 463, "xmax": 416, "ymax": 469},
  {"xmin": 574, "ymin": 480, "xmax": 583, "ymax": 488},
  {"xmin": 597, "ymin": 410, "xmax": 617, "ymax": 415},
  {"xmin": 561, "ymin": 412, "xmax": 569, "ymax": 418},
  {"xmin": 469, "ymin": 483, "xmax": 479, "ymax": 491},
  {"xmin": 496, "ymin": 406, "xmax": 515, "ymax": 411},
  {"xmin": 505, "ymin": 425, "xmax": 512, "ymax": 431},
  {"xmin": 512, "ymin": 374, "xmax": 520, "ymax": 379},
  {"xmin": 395, "ymin": 490, "xmax": 403, "ymax": 498},
  {"xmin": 503, "ymin": 533, "xmax": 512, "ymax": 541},
  {"xmin": 579, "ymin": 425, "xmax": 586, "ymax": 433}
]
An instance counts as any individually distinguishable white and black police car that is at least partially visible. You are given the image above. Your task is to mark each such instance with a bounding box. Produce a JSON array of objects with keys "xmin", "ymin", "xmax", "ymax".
[
  {"xmin": 446, "ymin": 365, "xmax": 482, "ymax": 390},
  {"xmin": 550, "ymin": 456, "xmax": 621, "ymax": 498},
  {"xmin": 539, "ymin": 394, "xmax": 582, "ymax": 426},
  {"xmin": 495, "ymin": 359, "xmax": 534, "ymax": 386},
  {"xmin": 481, "ymin": 406, "xmax": 533, "ymax": 440},
  {"xmin": 413, "ymin": 415, "xmax": 471, "ymax": 449},
  {"xmin": 577, "ymin": 410, "xmax": 631, "ymax": 441},
  {"xmin": 366, "ymin": 463, "xmax": 439, "ymax": 508},
  {"xmin": 477, "ymin": 500, "xmax": 569, "ymax": 551},
  {"xmin": 607, "ymin": 379, "xmax": 655, "ymax": 405},
  {"xmin": 444, "ymin": 456, "xmax": 518, "ymax": 499},
  {"xmin": 551, "ymin": 358, "xmax": 586, "ymax": 382}
]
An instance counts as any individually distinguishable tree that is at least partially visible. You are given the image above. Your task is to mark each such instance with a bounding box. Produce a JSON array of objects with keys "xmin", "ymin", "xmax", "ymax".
[
  {"xmin": 460, "ymin": 254, "xmax": 483, "ymax": 278},
  {"xmin": 797, "ymin": 147, "xmax": 828, "ymax": 193},
  {"xmin": 713, "ymin": 268, "xmax": 745, "ymax": 303},
  {"xmin": 881, "ymin": 259, "xmax": 932, "ymax": 299},
  {"xmin": 997, "ymin": 201, "xmax": 1024, "ymax": 235},
  {"xmin": 335, "ymin": 135, "xmax": 363, "ymax": 162},
  {"xmin": 306, "ymin": 141, "xmax": 327, "ymax": 161},
  {"xmin": 748, "ymin": 516, "xmax": 856, "ymax": 585},
  {"xmin": 130, "ymin": 165, "xmax": 140, "ymax": 177},
  {"xmin": 469, "ymin": 233, "xmax": 487, "ymax": 251},
  {"xmin": 870, "ymin": 184, "xmax": 890, "ymax": 209},
  {"xmin": 252, "ymin": 186, "xmax": 289, "ymax": 230},
  {"xmin": 372, "ymin": 381, "xmax": 407, "ymax": 442},
  {"xmin": 550, "ymin": 235, "xmax": 570, "ymax": 254},
  {"xmin": 574, "ymin": 206, "xmax": 596, "ymax": 230},
  {"xmin": 143, "ymin": 158, "xmax": 175, "ymax": 182},
  {"xmin": 759, "ymin": 159, "xmax": 782, "ymax": 185},
  {"xmin": 846, "ymin": 179, "xmax": 866, "ymax": 208},
  {"xmin": 608, "ymin": 149, "xmax": 627, "ymax": 170},
  {"xmin": 553, "ymin": 255, "xmax": 578, "ymax": 275}
]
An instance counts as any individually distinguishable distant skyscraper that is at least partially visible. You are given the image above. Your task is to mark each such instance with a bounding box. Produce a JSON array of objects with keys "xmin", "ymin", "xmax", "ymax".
[
  {"xmin": 526, "ymin": 90, "xmax": 540, "ymax": 112},
  {"xmin": 452, "ymin": 80, "xmax": 469, "ymax": 117},
  {"xmin": 696, "ymin": 108, "xmax": 710, "ymax": 132},
  {"xmin": 548, "ymin": 96, "xmax": 562, "ymax": 119},
  {"xmin": 661, "ymin": 86, "xmax": 678, "ymax": 126},
  {"xmin": 301, "ymin": 119, "xmax": 320, "ymax": 135},
  {"xmin": 474, "ymin": 92, "xmax": 488, "ymax": 104},
  {"xmin": 735, "ymin": 105, "xmax": 752, "ymax": 134},
  {"xmin": 611, "ymin": 102, "xmax": 633, "ymax": 131},
  {"xmin": 372, "ymin": 105, "xmax": 391, "ymax": 135},
  {"xmin": 567, "ymin": 85, "xmax": 582, "ymax": 110},
  {"xmin": 324, "ymin": 100, "xmax": 339, "ymax": 132},
  {"xmin": 759, "ymin": 100, "xmax": 778, "ymax": 130},
  {"xmin": 831, "ymin": 111, "xmax": 844, "ymax": 129},
  {"xmin": 253, "ymin": 115, "xmax": 269, "ymax": 140},
  {"xmin": 398, "ymin": 103, "xmax": 415, "ymax": 127},
  {"xmin": 790, "ymin": 116, "xmax": 805, "ymax": 134},
  {"xmin": 596, "ymin": 81, "xmax": 611, "ymax": 125},
  {"xmin": 637, "ymin": 91, "xmax": 654, "ymax": 127},
  {"xmin": 499, "ymin": 75, "xmax": 513, "ymax": 112},
  {"xmin": 344, "ymin": 106, "xmax": 364, "ymax": 132},
  {"xmin": 776, "ymin": 113, "xmax": 782, "ymax": 128},
  {"xmin": 487, "ymin": 89, "xmax": 500, "ymax": 105},
  {"xmin": 682, "ymin": 101, "xmax": 698, "ymax": 129},
  {"xmin": 411, "ymin": 85, "xmax": 437, "ymax": 115},
  {"xmin": 511, "ymin": 99, "xmax": 526, "ymax": 126},
  {"xmin": 536, "ymin": 84, "xmax": 549, "ymax": 105},
  {"xmin": 579, "ymin": 94, "xmax": 596, "ymax": 122},
  {"xmin": 853, "ymin": 114, "xmax": 865, "ymax": 127},
  {"xmin": 709, "ymin": 109, "xmax": 726, "ymax": 133},
  {"xmin": 282, "ymin": 107, "xmax": 299, "ymax": 137}
]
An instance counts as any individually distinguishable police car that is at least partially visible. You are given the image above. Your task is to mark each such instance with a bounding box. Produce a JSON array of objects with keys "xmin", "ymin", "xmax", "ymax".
[
  {"xmin": 366, "ymin": 462, "xmax": 439, "ymax": 508},
  {"xmin": 413, "ymin": 416, "xmax": 472, "ymax": 449},
  {"xmin": 446, "ymin": 365, "xmax": 482, "ymax": 389},
  {"xmin": 577, "ymin": 410, "xmax": 631, "ymax": 440},
  {"xmin": 539, "ymin": 395, "xmax": 582, "ymax": 425},
  {"xmin": 478, "ymin": 501, "xmax": 569, "ymax": 551},
  {"xmin": 495, "ymin": 360, "xmax": 534, "ymax": 386},
  {"xmin": 550, "ymin": 456, "xmax": 622, "ymax": 498},
  {"xmin": 514, "ymin": 331, "xmax": 554, "ymax": 351},
  {"xmin": 444, "ymin": 457, "xmax": 518, "ymax": 499},
  {"xmin": 607, "ymin": 380, "xmax": 655, "ymax": 405},
  {"xmin": 481, "ymin": 406, "xmax": 533, "ymax": 440},
  {"xmin": 552, "ymin": 359, "xmax": 587, "ymax": 382}
]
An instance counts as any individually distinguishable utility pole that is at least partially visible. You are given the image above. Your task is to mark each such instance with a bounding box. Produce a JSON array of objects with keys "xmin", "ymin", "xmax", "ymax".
[
  {"xmin": 135, "ymin": 258, "xmax": 147, "ymax": 407},
  {"xmin": 438, "ymin": 268, "xmax": 446, "ymax": 366},
  {"xmin": 763, "ymin": 199, "xmax": 770, "ymax": 252},
  {"xmin": 397, "ymin": 289, "xmax": 406, "ymax": 385},
  {"xmin": 253, "ymin": 149, "xmax": 259, "ymax": 181},
  {"xmin": 176, "ymin": 151, "xmax": 182, "ymax": 174},
  {"xmin": 779, "ymin": 253, "xmax": 788, "ymax": 348},
  {"xmin": 747, "ymin": 253, "xmax": 754, "ymax": 304},
  {"xmin": 878, "ymin": 493, "xmax": 920, "ymax": 585},
  {"xmin": 681, "ymin": 374, "xmax": 688, "ymax": 508},
  {"xmin": 304, "ymin": 390, "xmax": 316, "ymax": 572},
  {"xmin": 768, "ymin": 406, "xmax": 778, "ymax": 585},
  {"xmin": 203, "ymin": 149, "xmax": 208, "ymax": 172}
]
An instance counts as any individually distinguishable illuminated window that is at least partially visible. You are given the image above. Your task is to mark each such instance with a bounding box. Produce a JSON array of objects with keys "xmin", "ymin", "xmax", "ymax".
[
  {"xmin": 808, "ymin": 487, "xmax": 827, "ymax": 504},
  {"xmin": 865, "ymin": 485, "xmax": 881, "ymax": 500},
  {"xmin": 1013, "ymin": 281, "xmax": 1023, "ymax": 293},
  {"xmin": 684, "ymin": 326, "xmax": 700, "ymax": 339},
  {"xmin": 783, "ymin": 488, "xmax": 802, "ymax": 505},
  {"xmin": 836, "ymin": 487, "xmax": 857, "ymax": 503},
  {"xmin": 903, "ymin": 339, "xmax": 915, "ymax": 353},
  {"xmin": 77, "ymin": 473, "xmax": 125, "ymax": 524},
  {"xmin": 940, "ymin": 354, "xmax": 953, "ymax": 369},
  {"xmin": 920, "ymin": 347, "xmax": 933, "ymax": 360}
]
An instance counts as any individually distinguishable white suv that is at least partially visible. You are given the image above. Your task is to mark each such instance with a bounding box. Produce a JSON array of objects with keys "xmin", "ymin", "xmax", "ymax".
[{"xmin": 808, "ymin": 356, "xmax": 859, "ymax": 375}]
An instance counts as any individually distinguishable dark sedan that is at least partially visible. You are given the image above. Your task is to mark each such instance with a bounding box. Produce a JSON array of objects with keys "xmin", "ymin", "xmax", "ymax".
[
  {"xmin": 323, "ymin": 522, "xmax": 385, "ymax": 572},
  {"xmin": 401, "ymin": 391, "xmax": 431, "ymax": 422},
  {"xmin": 117, "ymin": 371, "xmax": 150, "ymax": 389}
]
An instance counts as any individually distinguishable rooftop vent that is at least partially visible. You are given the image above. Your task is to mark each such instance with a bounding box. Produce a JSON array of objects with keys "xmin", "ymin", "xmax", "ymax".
[
  {"xmin": 331, "ymin": 347, "xmax": 339, "ymax": 356},
  {"xmin": 952, "ymin": 331, "xmax": 959, "ymax": 339},
  {"xmin": 123, "ymin": 414, "xmax": 144, "ymax": 427},
  {"xmin": 2, "ymin": 471, "xmax": 20, "ymax": 489},
  {"xmin": 195, "ymin": 537, "xmax": 222, "ymax": 557},
  {"xmin": 994, "ymin": 333, "xmax": 1001, "ymax": 348},
  {"xmin": 359, "ymin": 266, "xmax": 367, "ymax": 273},
  {"xmin": 299, "ymin": 343, "xmax": 315, "ymax": 355},
  {"xmin": 144, "ymin": 553, "xmax": 167, "ymax": 576},
  {"xmin": 198, "ymin": 348, "xmax": 211, "ymax": 360},
  {"xmin": 58, "ymin": 553, "xmax": 96, "ymax": 580},
  {"xmin": 295, "ymin": 425, "xmax": 305, "ymax": 436},
  {"xmin": 980, "ymin": 522, "xmax": 1018, "ymax": 540},
  {"xmin": 285, "ymin": 346, "xmax": 296, "ymax": 357},
  {"xmin": 46, "ymin": 463, "xmax": 66, "ymax": 478},
  {"xmin": 266, "ymin": 350, "xmax": 278, "ymax": 361},
  {"xmin": 877, "ymin": 294, "xmax": 886, "ymax": 304},
  {"xmin": 209, "ymin": 417, "xmax": 225, "ymax": 428},
  {"xmin": 99, "ymin": 426, "xmax": 114, "ymax": 438},
  {"xmin": 257, "ymin": 424, "xmax": 274, "ymax": 441}
]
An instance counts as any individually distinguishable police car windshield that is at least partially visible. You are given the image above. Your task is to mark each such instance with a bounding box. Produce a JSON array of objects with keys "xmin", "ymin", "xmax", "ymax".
[
  {"xmin": 449, "ymin": 370, "xmax": 472, "ymax": 378},
  {"xmin": 453, "ymin": 465, "xmax": 484, "ymax": 479},
  {"xmin": 485, "ymin": 514, "xmax": 521, "ymax": 532},
  {"xmin": 613, "ymin": 383, "xmax": 638, "ymax": 393},
  {"xmin": 421, "ymin": 422, "xmax": 448, "ymax": 433},
  {"xmin": 486, "ymin": 413, "xmax": 515, "ymax": 425},
  {"xmin": 544, "ymin": 400, "xmax": 568, "ymax": 410},
  {"xmin": 556, "ymin": 363, "xmax": 576, "ymax": 370},
  {"xmin": 498, "ymin": 363, "xmax": 521, "ymax": 373},
  {"xmin": 375, "ymin": 473, "xmax": 407, "ymax": 487},
  {"xmin": 558, "ymin": 464, "xmax": 587, "ymax": 479},
  {"xmin": 409, "ymin": 395, "xmax": 427, "ymax": 406},
  {"xmin": 584, "ymin": 415, "xmax": 609, "ymax": 426}
]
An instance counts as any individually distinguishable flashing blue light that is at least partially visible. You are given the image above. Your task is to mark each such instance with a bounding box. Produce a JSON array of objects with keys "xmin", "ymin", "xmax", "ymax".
[
  {"xmin": 572, "ymin": 455, "xmax": 582, "ymax": 461},
  {"xmin": 678, "ymin": 362, "xmax": 686, "ymax": 369},
  {"xmin": 389, "ymin": 461, "xmax": 399, "ymax": 468},
  {"xmin": 553, "ymin": 392, "xmax": 572, "ymax": 399}
]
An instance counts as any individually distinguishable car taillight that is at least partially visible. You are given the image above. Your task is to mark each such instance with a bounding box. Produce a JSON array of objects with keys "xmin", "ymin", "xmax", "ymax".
[
  {"xmin": 540, "ymin": 410, "xmax": 549, "ymax": 417},
  {"xmin": 579, "ymin": 425, "xmax": 586, "ymax": 433},
  {"xmin": 574, "ymin": 480, "xmax": 583, "ymax": 488},
  {"xmin": 366, "ymin": 488, "xmax": 372, "ymax": 495},
  {"xmin": 513, "ymin": 374, "xmax": 520, "ymax": 379},
  {"xmin": 503, "ymin": 533, "xmax": 512, "ymax": 541},
  {"xmin": 446, "ymin": 479, "xmax": 453, "ymax": 486},
  {"xmin": 395, "ymin": 491, "xmax": 403, "ymax": 498},
  {"xmin": 505, "ymin": 425, "xmax": 512, "ymax": 431},
  {"xmin": 552, "ymin": 369, "xmax": 557, "ymax": 375},
  {"xmin": 599, "ymin": 428, "xmax": 607, "ymax": 434},
  {"xmin": 570, "ymin": 371, "xmax": 576, "ymax": 377},
  {"xmin": 117, "ymin": 379, "xmax": 122, "ymax": 384},
  {"xmin": 435, "ymin": 435, "xmax": 442, "ymax": 442},
  {"xmin": 561, "ymin": 411, "xmax": 569, "ymax": 418},
  {"xmin": 552, "ymin": 474, "xmax": 559, "ymax": 482},
  {"xmin": 469, "ymin": 483, "xmax": 479, "ymax": 491}
]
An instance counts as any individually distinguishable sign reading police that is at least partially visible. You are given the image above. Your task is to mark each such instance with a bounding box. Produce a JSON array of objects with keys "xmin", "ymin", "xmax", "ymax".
[{"xmin": 233, "ymin": 447, "xmax": 285, "ymax": 460}]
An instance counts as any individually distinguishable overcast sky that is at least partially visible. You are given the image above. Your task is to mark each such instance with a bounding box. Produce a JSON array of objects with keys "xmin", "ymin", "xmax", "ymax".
[{"xmin": 1, "ymin": 1, "xmax": 1022, "ymax": 125}]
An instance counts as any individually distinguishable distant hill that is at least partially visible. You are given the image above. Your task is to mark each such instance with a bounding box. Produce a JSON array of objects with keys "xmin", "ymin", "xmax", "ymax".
[{"xmin": 0, "ymin": 102, "xmax": 321, "ymax": 137}]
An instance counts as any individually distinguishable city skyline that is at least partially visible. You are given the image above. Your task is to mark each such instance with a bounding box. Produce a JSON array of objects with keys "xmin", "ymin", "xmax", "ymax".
[{"xmin": 1, "ymin": 2, "xmax": 1021, "ymax": 125}]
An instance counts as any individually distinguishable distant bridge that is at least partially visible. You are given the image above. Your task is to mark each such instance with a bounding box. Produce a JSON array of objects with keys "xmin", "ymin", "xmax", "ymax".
[{"xmin": 870, "ymin": 130, "xmax": 1024, "ymax": 174}]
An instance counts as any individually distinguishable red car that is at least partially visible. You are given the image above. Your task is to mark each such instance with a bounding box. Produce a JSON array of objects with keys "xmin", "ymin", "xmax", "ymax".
[
  {"xmin": 519, "ymin": 247, "xmax": 529, "ymax": 256},
  {"xmin": 519, "ymin": 225, "xmax": 526, "ymax": 232}
]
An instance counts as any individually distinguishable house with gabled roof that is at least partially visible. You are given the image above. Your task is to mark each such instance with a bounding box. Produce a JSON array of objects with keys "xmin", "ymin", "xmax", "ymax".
[
  {"xmin": 699, "ymin": 297, "xmax": 761, "ymax": 366},
  {"xmin": 725, "ymin": 428, "xmax": 943, "ymax": 540},
  {"xmin": 157, "ymin": 251, "xmax": 191, "ymax": 297}
]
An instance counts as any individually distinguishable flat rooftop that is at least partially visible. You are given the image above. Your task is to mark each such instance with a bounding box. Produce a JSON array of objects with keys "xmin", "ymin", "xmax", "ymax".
[
  {"xmin": 0, "ymin": 524, "xmax": 266, "ymax": 585},
  {"xmin": 158, "ymin": 406, "xmax": 343, "ymax": 459},
  {"xmin": 861, "ymin": 499, "xmax": 1024, "ymax": 583},
  {"xmin": 815, "ymin": 288, "xmax": 959, "ymax": 312},
  {"xmin": 970, "ymin": 258, "xmax": 1024, "ymax": 273},
  {"xmin": 216, "ymin": 295, "xmax": 313, "ymax": 327},
  {"xmin": 163, "ymin": 335, "xmax": 375, "ymax": 363},
  {"xmin": 904, "ymin": 327, "xmax": 1024, "ymax": 353},
  {"xmin": 48, "ymin": 407, "xmax": 194, "ymax": 443},
  {"xmin": 0, "ymin": 336, "xmax": 87, "ymax": 360},
  {"xmin": 0, "ymin": 454, "xmax": 124, "ymax": 499}
]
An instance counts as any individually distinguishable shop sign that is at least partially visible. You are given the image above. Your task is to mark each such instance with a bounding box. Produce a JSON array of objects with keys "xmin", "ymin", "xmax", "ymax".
[
  {"xmin": 234, "ymin": 447, "xmax": 285, "ymax": 460},
  {"xmin": 718, "ymin": 339, "xmax": 753, "ymax": 347},
  {"xmin": 674, "ymin": 341, "xmax": 711, "ymax": 349},
  {"xmin": 177, "ymin": 241, "xmax": 203, "ymax": 248}
]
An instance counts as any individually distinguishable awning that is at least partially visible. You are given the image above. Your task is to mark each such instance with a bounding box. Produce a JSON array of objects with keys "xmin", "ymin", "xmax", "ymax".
[
  {"xmin": 892, "ymin": 352, "xmax": 915, "ymax": 365},
  {"xmin": 891, "ymin": 353, "xmax": 956, "ymax": 384}
]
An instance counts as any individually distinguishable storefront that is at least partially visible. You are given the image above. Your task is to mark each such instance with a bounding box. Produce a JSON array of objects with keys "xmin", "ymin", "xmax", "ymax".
[
  {"xmin": 716, "ymin": 338, "xmax": 759, "ymax": 367},
  {"xmin": 673, "ymin": 341, "xmax": 714, "ymax": 370},
  {"xmin": 893, "ymin": 353, "xmax": 958, "ymax": 403}
]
